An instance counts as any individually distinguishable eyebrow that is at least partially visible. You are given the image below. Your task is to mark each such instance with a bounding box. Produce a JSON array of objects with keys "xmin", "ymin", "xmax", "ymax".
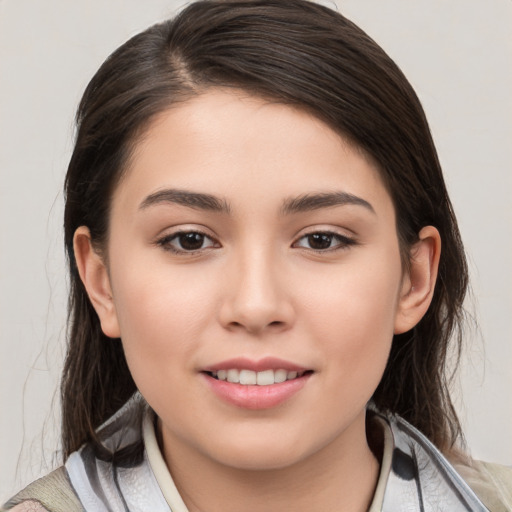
[
  {"xmin": 139, "ymin": 189, "xmax": 231, "ymax": 214},
  {"xmin": 139, "ymin": 188, "xmax": 374, "ymax": 216},
  {"xmin": 280, "ymin": 191, "xmax": 375, "ymax": 215}
]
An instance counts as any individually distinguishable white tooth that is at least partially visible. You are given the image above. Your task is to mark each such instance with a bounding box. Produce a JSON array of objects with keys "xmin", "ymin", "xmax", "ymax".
[
  {"xmin": 211, "ymin": 371, "xmax": 218, "ymax": 378},
  {"xmin": 227, "ymin": 369, "xmax": 240, "ymax": 383},
  {"xmin": 239, "ymin": 369, "xmax": 257, "ymax": 385},
  {"xmin": 287, "ymin": 371, "xmax": 298, "ymax": 380},
  {"xmin": 256, "ymin": 369, "xmax": 275, "ymax": 386},
  {"xmin": 274, "ymin": 369, "xmax": 287, "ymax": 383},
  {"xmin": 217, "ymin": 369, "xmax": 227, "ymax": 381}
]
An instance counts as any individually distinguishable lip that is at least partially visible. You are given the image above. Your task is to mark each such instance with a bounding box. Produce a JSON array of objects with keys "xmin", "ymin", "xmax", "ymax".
[
  {"xmin": 202, "ymin": 356, "xmax": 308, "ymax": 373},
  {"xmin": 201, "ymin": 357, "xmax": 313, "ymax": 410}
]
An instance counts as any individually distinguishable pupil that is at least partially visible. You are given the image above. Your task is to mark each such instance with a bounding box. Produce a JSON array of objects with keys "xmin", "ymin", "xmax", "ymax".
[
  {"xmin": 180, "ymin": 233, "xmax": 204, "ymax": 250},
  {"xmin": 309, "ymin": 233, "xmax": 332, "ymax": 249}
]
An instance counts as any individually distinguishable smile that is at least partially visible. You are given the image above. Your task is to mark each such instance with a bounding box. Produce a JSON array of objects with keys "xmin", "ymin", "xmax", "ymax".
[
  {"xmin": 207, "ymin": 369, "xmax": 309, "ymax": 386},
  {"xmin": 202, "ymin": 358, "xmax": 313, "ymax": 409}
]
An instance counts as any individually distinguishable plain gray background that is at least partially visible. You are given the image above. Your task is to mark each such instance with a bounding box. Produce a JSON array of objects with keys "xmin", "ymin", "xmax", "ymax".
[{"xmin": 1, "ymin": 0, "xmax": 511, "ymax": 501}]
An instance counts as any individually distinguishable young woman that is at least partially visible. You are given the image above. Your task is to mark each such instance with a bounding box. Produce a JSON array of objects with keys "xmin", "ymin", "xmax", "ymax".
[{"xmin": 3, "ymin": 1, "xmax": 511, "ymax": 511}]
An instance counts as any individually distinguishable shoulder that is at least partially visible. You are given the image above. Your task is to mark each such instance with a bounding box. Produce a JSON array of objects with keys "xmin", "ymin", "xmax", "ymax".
[
  {"xmin": 1, "ymin": 467, "xmax": 83, "ymax": 512},
  {"xmin": 454, "ymin": 460, "xmax": 512, "ymax": 512}
]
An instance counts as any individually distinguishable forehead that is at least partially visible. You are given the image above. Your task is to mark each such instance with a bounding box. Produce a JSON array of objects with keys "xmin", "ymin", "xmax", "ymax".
[{"xmin": 114, "ymin": 89, "xmax": 392, "ymax": 216}]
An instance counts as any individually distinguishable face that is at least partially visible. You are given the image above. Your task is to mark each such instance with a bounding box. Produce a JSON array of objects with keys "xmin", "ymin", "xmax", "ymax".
[{"xmin": 87, "ymin": 90, "xmax": 413, "ymax": 471}]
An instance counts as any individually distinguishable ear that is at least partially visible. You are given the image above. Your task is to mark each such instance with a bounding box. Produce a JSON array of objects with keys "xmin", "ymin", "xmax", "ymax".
[
  {"xmin": 394, "ymin": 226, "xmax": 441, "ymax": 334},
  {"xmin": 73, "ymin": 226, "xmax": 121, "ymax": 338}
]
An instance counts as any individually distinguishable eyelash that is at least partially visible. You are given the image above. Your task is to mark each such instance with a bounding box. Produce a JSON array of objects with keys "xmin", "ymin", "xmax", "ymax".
[
  {"xmin": 156, "ymin": 230, "xmax": 218, "ymax": 255},
  {"xmin": 156, "ymin": 230, "xmax": 357, "ymax": 255},
  {"xmin": 293, "ymin": 232, "xmax": 357, "ymax": 252}
]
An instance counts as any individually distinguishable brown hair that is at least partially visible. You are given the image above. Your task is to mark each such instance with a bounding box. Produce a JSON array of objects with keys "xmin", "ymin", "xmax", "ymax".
[{"xmin": 62, "ymin": 0, "xmax": 468, "ymax": 457}]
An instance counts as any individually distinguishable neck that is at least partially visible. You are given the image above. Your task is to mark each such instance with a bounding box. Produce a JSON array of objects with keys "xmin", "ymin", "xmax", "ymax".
[{"xmin": 160, "ymin": 413, "xmax": 380, "ymax": 512}]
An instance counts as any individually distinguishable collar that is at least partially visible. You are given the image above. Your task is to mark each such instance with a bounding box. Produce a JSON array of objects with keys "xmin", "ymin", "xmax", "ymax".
[{"xmin": 65, "ymin": 393, "xmax": 489, "ymax": 511}]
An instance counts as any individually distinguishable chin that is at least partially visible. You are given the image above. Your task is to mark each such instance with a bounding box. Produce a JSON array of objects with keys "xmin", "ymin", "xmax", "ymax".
[
  {"xmin": 203, "ymin": 431, "xmax": 316, "ymax": 472},
  {"xmin": 217, "ymin": 448, "xmax": 307, "ymax": 472}
]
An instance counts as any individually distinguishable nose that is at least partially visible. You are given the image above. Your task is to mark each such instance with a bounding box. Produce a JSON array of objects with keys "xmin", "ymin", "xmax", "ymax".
[{"xmin": 218, "ymin": 247, "xmax": 295, "ymax": 335}]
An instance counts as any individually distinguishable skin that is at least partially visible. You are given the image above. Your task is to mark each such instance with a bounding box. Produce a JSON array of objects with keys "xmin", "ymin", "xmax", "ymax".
[{"xmin": 75, "ymin": 90, "xmax": 440, "ymax": 512}]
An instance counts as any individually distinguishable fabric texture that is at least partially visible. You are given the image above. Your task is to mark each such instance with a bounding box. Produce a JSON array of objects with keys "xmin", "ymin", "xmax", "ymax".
[
  {"xmin": 3, "ymin": 393, "xmax": 511, "ymax": 511},
  {"xmin": 454, "ymin": 460, "xmax": 512, "ymax": 512},
  {"xmin": 4, "ymin": 502, "xmax": 49, "ymax": 512},
  {"xmin": 2, "ymin": 467, "xmax": 83, "ymax": 512}
]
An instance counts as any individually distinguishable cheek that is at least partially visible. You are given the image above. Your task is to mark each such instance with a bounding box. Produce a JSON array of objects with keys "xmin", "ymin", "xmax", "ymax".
[
  {"xmin": 109, "ymin": 261, "xmax": 219, "ymax": 380},
  {"xmin": 298, "ymin": 247, "xmax": 402, "ymax": 387},
  {"xmin": 303, "ymin": 247, "xmax": 401, "ymax": 331}
]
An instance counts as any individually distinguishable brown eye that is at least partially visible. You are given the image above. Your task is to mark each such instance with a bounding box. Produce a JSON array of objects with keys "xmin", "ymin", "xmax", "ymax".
[
  {"xmin": 158, "ymin": 231, "xmax": 218, "ymax": 253},
  {"xmin": 294, "ymin": 231, "xmax": 355, "ymax": 251},
  {"xmin": 178, "ymin": 232, "xmax": 207, "ymax": 250},
  {"xmin": 307, "ymin": 233, "xmax": 334, "ymax": 250}
]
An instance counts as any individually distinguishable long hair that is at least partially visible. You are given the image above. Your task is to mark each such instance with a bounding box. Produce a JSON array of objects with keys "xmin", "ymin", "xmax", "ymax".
[{"xmin": 62, "ymin": 0, "xmax": 468, "ymax": 457}]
